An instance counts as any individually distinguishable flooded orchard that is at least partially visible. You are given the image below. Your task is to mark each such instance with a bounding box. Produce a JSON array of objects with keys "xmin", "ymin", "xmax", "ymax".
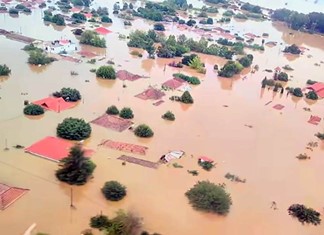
[{"xmin": 0, "ymin": 0, "xmax": 324, "ymax": 234}]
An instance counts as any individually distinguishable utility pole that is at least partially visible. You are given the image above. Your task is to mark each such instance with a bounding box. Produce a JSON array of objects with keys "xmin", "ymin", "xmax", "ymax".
[
  {"xmin": 4, "ymin": 139, "xmax": 9, "ymax": 151},
  {"xmin": 70, "ymin": 187, "xmax": 74, "ymax": 208}
]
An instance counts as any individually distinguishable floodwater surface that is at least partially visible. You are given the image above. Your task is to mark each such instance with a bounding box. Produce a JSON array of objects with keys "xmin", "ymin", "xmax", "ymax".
[{"xmin": 0, "ymin": 0, "xmax": 324, "ymax": 235}]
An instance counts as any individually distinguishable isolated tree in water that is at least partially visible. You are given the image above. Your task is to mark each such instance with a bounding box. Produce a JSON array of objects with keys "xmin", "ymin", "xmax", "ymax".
[{"xmin": 56, "ymin": 144, "xmax": 96, "ymax": 185}]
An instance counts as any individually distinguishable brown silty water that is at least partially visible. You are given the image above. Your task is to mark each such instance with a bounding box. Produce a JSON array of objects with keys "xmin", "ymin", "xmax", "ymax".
[{"xmin": 0, "ymin": 1, "xmax": 324, "ymax": 234}]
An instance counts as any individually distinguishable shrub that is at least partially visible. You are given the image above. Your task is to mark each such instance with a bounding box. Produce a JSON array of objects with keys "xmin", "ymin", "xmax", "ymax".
[
  {"xmin": 306, "ymin": 90, "xmax": 318, "ymax": 100},
  {"xmin": 0, "ymin": 64, "xmax": 11, "ymax": 76},
  {"xmin": 80, "ymin": 30, "xmax": 106, "ymax": 48},
  {"xmin": 101, "ymin": 15, "xmax": 112, "ymax": 23},
  {"xmin": 206, "ymin": 17, "xmax": 213, "ymax": 24},
  {"xmin": 56, "ymin": 144, "xmax": 96, "ymax": 185},
  {"xmin": 292, "ymin": 88, "xmax": 303, "ymax": 97},
  {"xmin": 9, "ymin": 8, "xmax": 19, "ymax": 14},
  {"xmin": 28, "ymin": 50, "xmax": 55, "ymax": 65},
  {"xmin": 235, "ymin": 13, "xmax": 248, "ymax": 19},
  {"xmin": 181, "ymin": 91, "xmax": 194, "ymax": 104},
  {"xmin": 106, "ymin": 105, "xmax": 119, "ymax": 115},
  {"xmin": 283, "ymin": 44, "xmax": 301, "ymax": 55},
  {"xmin": 119, "ymin": 107, "xmax": 134, "ymax": 119},
  {"xmin": 153, "ymin": 23, "xmax": 165, "ymax": 31},
  {"xmin": 288, "ymin": 204, "xmax": 321, "ymax": 225},
  {"xmin": 198, "ymin": 161, "xmax": 214, "ymax": 171},
  {"xmin": 96, "ymin": 66, "xmax": 116, "ymax": 79},
  {"xmin": 102, "ymin": 181, "xmax": 127, "ymax": 201},
  {"xmin": 23, "ymin": 104, "xmax": 44, "ymax": 115},
  {"xmin": 51, "ymin": 14, "xmax": 65, "ymax": 25},
  {"xmin": 173, "ymin": 73, "xmax": 200, "ymax": 85},
  {"xmin": 107, "ymin": 210, "xmax": 142, "ymax": 235},
  {"xmin": 90, "ymin": 215, "xmax": 109, "ymax": 230},
  {"xmin": 185, "ymin": 181, "xmax": 232, "ymax": 214},
  {"xmin": 57, "ymin": 117, "xmax": 91, "ymax": 140},
  {"xmin": 162, "ymin": 111, "xmax": 175, "ymax": 121},
  {"xmin": 23, "ymin": 8, "xmax": 31, "ymax": 13},
  {"xmin": 277, "ymin": 72, "xmax": 288, "ymax": 82},
  {"xmin": 134, "ymin": 124, "xmax": 154, "ymax": 138},
  {"xmin": 306, "ymin": 79, "xmax": 317, "ymax": 85},
  {"xmin": 53, "ymin": 87, "xmax": 81, "ymax": 102}
]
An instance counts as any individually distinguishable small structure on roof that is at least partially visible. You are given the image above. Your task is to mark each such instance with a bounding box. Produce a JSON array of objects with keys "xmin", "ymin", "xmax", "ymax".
[
  {"xmin": 95, "ymin": 27, "xmax": 112, "ymax": 35},
  {"xmin": 117, "ymin": 70, "xmax": 142, "ymax": 81},
  {"xmin": 135, "ymin": 87, "xmax": 165, "ymax": 100},
  {"xmin": 0, "ymin": 183, "xmax": 29, "ymax": 210},
  {"xmin": 306, "ymin": 82, "xmax": 324, "ymax": 98},
  {"xmin": 25, "ymin": 136, "xmax": 94, "ymax": 162},
  {"xmin": 43, "ymin": 39, "xmax": 77, "ymax": 54},
  {"xmin": 91, "ymin": 114, "xmax": 133, "ymax": 132},
  {"xmin": 160, "ymin": 150, "xmax": 185, "ymax": 163},
  {"xmin": 33, "ymin": 97, "xmax": 77, "ymax": 112}
]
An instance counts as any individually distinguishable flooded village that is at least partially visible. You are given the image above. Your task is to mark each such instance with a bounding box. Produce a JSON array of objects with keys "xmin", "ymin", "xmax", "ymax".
[{"xmin": 0, "ymin": 0, "xmax": 324, "ymax": 234}]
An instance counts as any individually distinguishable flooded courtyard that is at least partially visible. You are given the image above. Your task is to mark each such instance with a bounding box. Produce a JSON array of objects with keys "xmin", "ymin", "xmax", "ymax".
[{"xmin": 0, "ymin": 0, "xmax": 323, "ymax": 234}]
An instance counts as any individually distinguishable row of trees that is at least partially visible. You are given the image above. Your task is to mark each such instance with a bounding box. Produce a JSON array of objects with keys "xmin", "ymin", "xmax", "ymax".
[
  {"xmin": 128, "ymin": 30, "xmax": 235, "ymax": 59},
  {"xmin": 272, "ymin": 9, "xmax": 324, "ymax": 33},
  {"xmin": 106, "ymin": 105, "xmax": 134, "ymax": 119},
  {"xmin": 44, "ymin": 12, "xmax": 65, "ymax": 26}
]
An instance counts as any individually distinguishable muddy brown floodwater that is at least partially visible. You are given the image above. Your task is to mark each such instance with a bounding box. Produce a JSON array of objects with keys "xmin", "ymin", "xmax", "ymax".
[{"xmin": 0, "ymin": 0, "xmax": 324, "ymax": 234}]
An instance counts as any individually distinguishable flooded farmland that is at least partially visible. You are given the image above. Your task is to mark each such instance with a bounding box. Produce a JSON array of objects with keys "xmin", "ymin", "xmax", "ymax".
[{"xmin": 0, "ymin": 0, "xmax": 323, "ymax": 234}]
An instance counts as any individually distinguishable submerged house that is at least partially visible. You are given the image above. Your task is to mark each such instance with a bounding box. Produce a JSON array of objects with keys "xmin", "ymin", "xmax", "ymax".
[
  {"xmin": 306, "ymin": 82, "xmax": 324, "ymax": 98},
  {"xmin": 43, "ymin": 39, "xmax": 77, "ymax": 54},
  {"xmin": 160, "ymin": 150, "xmax": 185, "ymax": 163}
]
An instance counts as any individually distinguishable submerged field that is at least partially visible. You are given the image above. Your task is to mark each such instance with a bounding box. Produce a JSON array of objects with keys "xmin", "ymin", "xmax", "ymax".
[{"xmin": 0, "ymin": 0, "xmax": 323, "ymax": 234}]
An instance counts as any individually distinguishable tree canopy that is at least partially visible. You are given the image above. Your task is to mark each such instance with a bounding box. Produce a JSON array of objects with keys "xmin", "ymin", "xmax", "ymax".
[
  {"xmin": 96, "ymin": 66, "xmax": 116, "ymax": 79},
  {"xmin": 288, "ymin": 204, "xmax": 321, "ymax": 225},
  {"xmin": 53, "ymin": 87, "xmax": 81, "ymax": 102},
  {"xmin": 80, "ymin": 30, "xmax": 106, "ymax": 48},
  {"xmin": 102, "ymin": 181, "xmax": 127, "ymax": 201},
  {"xmin": 23, "ymin": 104, "xmax": 44, "ymax": 116},
  {"xmin": 28, "ymin": 50, "xmax": 55, "ymax": 65},
  {"xmin": 181, "ymin": 91, "xmax": 194, "ymax": 104},
  {"xmin": 0, "ymin": 64, "xmax": 11, "ymax": 76},
  {"xmin": 119, "ymin": 107, "xmax": 134, "ymax": 119},
  {"xmin": 56, "ymin": 144, "xmax": 96, "ymax": 185},
  {"xmin": 134, "ymin": 124, "xmax": 154, "ymax": 138},
  {"xmin": 185, "ymin": 181, "xmax": 232, "ymax": 214},
  {"xmin": 57, "ymin": 117, "xmax": 92, "ymax": 140}
]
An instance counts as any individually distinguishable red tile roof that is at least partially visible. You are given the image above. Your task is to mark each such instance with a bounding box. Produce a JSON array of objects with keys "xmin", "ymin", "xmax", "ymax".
[
  {"xmin": 307, "ymin": 82, "xmax": 324, "ymax": 98},
  {"xmin": 33, "ymin": 97, "xmax": 77, "ymax": 112},
  {"xmin": 162, "ymin": 79, "xmax": 184, "ymax": 90},
  {"xmin": 0, "ymin": 183, "xmax": 29, "ymax": 210},
  {"xmin": 199, "ymin": 156, "xmax": 214, "ymax": 163},
  {"xmin": 25, "ymin": 136, "xmax": 94, "ymax": 162},
  {"xmin": 95, "ymin": 27, "xmax": 112, "ymax": 35}
]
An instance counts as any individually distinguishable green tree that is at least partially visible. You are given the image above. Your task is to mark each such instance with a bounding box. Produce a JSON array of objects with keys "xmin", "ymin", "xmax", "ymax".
[
  {"xmin": 106, "ymin": 210, "xmax": 142, "ymax": 235},
  {"xmin": 277, "ymin": 72, "xmax": 288, "ymax": 82},
  {"xmin": 72, "ymin": 13, "xmax": 86, "ymax": 21},
  {"xmin": 182, "ymin": 54, "xmax": 198, "ymax": 66},
  {"xmin": 96, "ymin": 66, "xmax": 116, "ymax": 79},
  {"xmin": 106, "ymin": 105, "xmax": 119, "ymax": 115},
  {"xmin": 90, "ymin": 214, "xmax": 110, "ymax": 230},
  {"xmin": 188, "ymin": 56, "xmax": 204, "ymax": 70},
  {"xmin": 52, "ymin": 14, "xmax": 65, "ymax": 25},
  {"xmin": 283, "ymin": 44, "xmax": 301, "ymax": 54},
  {"xmin": 102, "ymin": 181, "xmax": 127, "ymax": 201},
  {"xmin": 119, "ymin": 107, "xmax": 134, "ymax": 119},
  {"xmin": 185, "ymin": 181, "xmax": 232, "ymax": 214},
  {"xmin": 181, "ymin": 91, "xmax": 194, "ymax": 104},
  {"xmin": 101, "ymin": 15, "xmax": 112, "ymax": 23},
  {"xmin": 56, "ymin": 144, "xmax": 96, "ymax": 185},
  {"xmin": 288, "ymin": 204, "xmax": 321, "ymax": 225},
  {"xmin": 134, "ymin": 124, "xmax": 154, "ymax": 137},
  {"xmin": 153, "ymin": 23, "xmax": 165, "ymax": 31},
  {"xmin": 315, "ymin": 132, "xmax": 324, "ymax": 140},
  {"xmin": 28, "ymin": 50, "xmax": 55, "ymax": 65},
  {"xmin": 53, "ymin": 87, "xmax": 81, "ymax": 102},
  {"xmin": 56, "ymin": 117, "xmax": 91, "ymax": 140},
  {"xmin": 206, "ymin": 17, "xmax": 213, "ymax": 24},
  {"xmin": 80, "ymin": 30, "xmax": 106, "ymax": 48},
  {"xmin": 0, "ymin": 64, "xmax": 11, "ymax": 76},
  {"xmin": 238, "ymin": 55, "xmax": 253, "ymax": 67},
  {"xmin": 218, "ymin": 61, "xmax": 243, "ymax": 77},
  {"xmin": 173, "ymin": 73, "xmax": 200, "ymax": 85},
  {"xmin": 292, "ymin": 88, "xmax": 303, "ymax": 97},
  {"xmin": 306, "ymin": 90, "xmax": 318, "ymax": 100},
  {"xmin": 23, "ymin": 104, "xmax": 44, "ymax": 115},
  {"xmin": 162, "ymin": 111, "xmax": 175, "ymax": 121}
]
